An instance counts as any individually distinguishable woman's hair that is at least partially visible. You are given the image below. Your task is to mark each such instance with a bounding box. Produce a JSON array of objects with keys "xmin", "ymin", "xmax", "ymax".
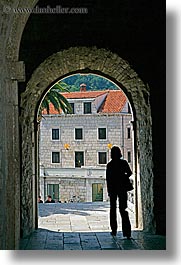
[{"xmin": 111, "ymin": 146, "xmax": 122, "ymax": 160}]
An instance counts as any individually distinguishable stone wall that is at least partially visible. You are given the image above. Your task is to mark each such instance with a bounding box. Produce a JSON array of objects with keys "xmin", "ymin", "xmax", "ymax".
[
  {"xmin": 40, "ymin": 167, "xmax": 108, "ymax": 201},
  {"xmin": 45, "ymin": 177, "xmax": 87, "ymax": 203},
  {"xmin": 0, "ymin": 4, "xmax": 26, "ymax": 249},
  {"xmin": 40, "ymin": 174, "xmax": 107, "ymax": 203},
  {"xmin": 0, "ymin": 0, "xmax": 39, "ymax": 250}
]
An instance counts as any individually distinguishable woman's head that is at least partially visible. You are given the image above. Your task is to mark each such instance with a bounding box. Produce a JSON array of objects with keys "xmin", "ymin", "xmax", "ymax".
[{"xmin": 111, "ymin": 146, "xmax": 122, "ymax": 160}]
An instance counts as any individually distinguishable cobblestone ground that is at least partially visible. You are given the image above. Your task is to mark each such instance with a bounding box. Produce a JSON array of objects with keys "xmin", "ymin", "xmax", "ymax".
[{"xmin": 20, "ymin": 202, "xmax": 166, "ymax": 250}]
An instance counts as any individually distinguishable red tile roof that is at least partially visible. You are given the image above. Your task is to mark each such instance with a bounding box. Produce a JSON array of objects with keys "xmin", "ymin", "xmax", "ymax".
[
  {"xmin": 42, "ymin": 103, "xmax": 62, "ymax": 115},
  {"xmin": 99, "ymin": 90, "xmax": 127, "ymax": 113},
  {"xmin": 42, "ymin": 90, "xmax": 127, "ymax": 115},
  {"xmin": 61, "ymin": 90, "xmax": 108, "ymax": 99}
]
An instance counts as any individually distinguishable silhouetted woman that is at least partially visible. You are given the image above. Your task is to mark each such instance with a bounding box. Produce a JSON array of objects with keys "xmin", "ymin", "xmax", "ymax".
[{"xmin": 106, "ymin": 146, "xmax": 132, "ymax": 238}]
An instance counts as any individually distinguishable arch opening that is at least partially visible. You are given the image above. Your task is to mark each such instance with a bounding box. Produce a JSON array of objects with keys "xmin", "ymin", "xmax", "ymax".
[
  {"xmin": 20, "ymin": 47, "xmax": 154, "ymax": 237},
  {"xmin": 37, "ymin": 73, "xmax": 138, "ymax": 232}
]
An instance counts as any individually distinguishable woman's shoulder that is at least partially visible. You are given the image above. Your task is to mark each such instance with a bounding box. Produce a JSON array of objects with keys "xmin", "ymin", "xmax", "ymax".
[
  {"xmin": 119, "ymin": 159, "xmax": 129, "ymax": 167},
  {"xmin": 120, "ymin": 159, "xmax": 128, "ymax": 163},
  {"xmin": 123, "ymin": 159, "xmax": 127, "ymax": 162}
]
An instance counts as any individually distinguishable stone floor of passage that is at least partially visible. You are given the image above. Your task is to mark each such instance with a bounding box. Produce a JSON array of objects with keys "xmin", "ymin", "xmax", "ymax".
[{"xmin": 20, "ymin": 202, "xmax": 166, "ymax": 250}]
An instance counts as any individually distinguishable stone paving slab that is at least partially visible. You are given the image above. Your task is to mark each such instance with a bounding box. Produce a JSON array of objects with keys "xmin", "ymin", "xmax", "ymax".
[
  {"xmin": 20, "ymin": 202, "xmax": 166, "ymax": 250},
  {"xmin": 20, "ymin": 230, "xmax": 166, "ymax": 250}
]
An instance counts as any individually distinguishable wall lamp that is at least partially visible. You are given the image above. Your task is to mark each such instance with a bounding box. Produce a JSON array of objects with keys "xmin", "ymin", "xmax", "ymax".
[
  {"xmin": 64, "ymin": 143, "xmax": 70, "ymax": 150},
  {"xmin": 107, "ymin": 143, "xmax": 113, "ymax": 149}
]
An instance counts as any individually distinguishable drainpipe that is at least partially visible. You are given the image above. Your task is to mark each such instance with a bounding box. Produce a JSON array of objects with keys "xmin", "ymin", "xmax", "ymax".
[
  {"xmin": 130, "ymin": 120, "xmax": 138, "ymax": 228},
  {"xmin": 121, "ymin": 116, "xmax": 124, "ymax": 158},
  {"xmin": 34, "ymin": 120, "xmax": 39, "ymax": 230},
  {"xmin": 43, "ymin": 176, "xmax": 46, "ymax": 202}
]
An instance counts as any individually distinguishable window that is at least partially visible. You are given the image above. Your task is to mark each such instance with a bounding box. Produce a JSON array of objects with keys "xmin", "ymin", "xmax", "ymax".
[
  {"xmin": 128, "ymin": 103, "xmax": 131, "ymax": 113},
  {"xmin": 98, "ymin": 152, "xmax": 107, "ymax": 164},
  {"xmin": 52, "ymin": 129, "xmax": 60, "ymax": 140},
  {"xmin": 127, "ymin": 127, "xmax": 131, "ymax": 139},
  {"xmin": 75, "ymin": 151, "xmax": 84, "ymax": 167},
  {"xmin": 98, "ymin": 128, "xmax": 107, "ymax": 140},
  {"xmin": 84, "ymin": 102, "xmax": 91, "ymax": 114},
  {"xmin": 69, "ymin": 103, "xmax": 75, "ymax": 114},
  {"xmin": 92, "ymin": 184, "xmax": 103, "ymax": 202},
  {"xmin": 127, "ymin": 151, "xmax": 131, "ymax": 163},
  {"xmin": 75, "ymin": 128, "xmax": 83, "ymax": 140},
  {"xmin": 52, "ymin": 152, "xmax": 60, "ymax": 163},
  {"xmin": 47, "ymin": 184, "xmax": 59, "ymax": 202}
]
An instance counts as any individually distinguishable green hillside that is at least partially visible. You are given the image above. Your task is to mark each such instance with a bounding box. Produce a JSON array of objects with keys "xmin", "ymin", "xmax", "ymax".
[{"xmin": 61, "ymin": 74, "xmax": 118, "ymax": 91}]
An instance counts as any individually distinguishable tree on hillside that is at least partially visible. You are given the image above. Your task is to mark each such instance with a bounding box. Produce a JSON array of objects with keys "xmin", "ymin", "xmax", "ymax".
[{"xmin": 62, "ymin": 74, "xmax": 118, "ymax": 91}]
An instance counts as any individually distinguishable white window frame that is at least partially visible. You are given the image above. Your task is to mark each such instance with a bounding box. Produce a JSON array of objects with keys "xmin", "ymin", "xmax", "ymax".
[
  {"xmin": 74, "ymin": 127, "xmax": 84, "ymax": 141},
  {"xmin": 127, "ymin": 150, "xmax": 131, "ymax": 163},
  {"xmin": 97, "ymin": 127, "xmax": 107, "ymax": 141},
  {"xmin": 74, "ymin": 151, "xmax": 85, "ymax": 168},
  {"xmin": 83, "ymin": 101, "xmax": 92, "ymax": 114},
  {"xmin": 127, "ymin": 126, "xmax": 131, "ymax": 139},
  {"xmin": 97, "ymin": 151, "xmax": 107, "ymax": 165},
  {"xmin": 68, "ymin": 102, "xmax": 75, "ymax": 114},
  {"xmin": 51, "ymin": 151, "xmax": 60, "ymax": 164},
  {"xmin": 51, "ymin": 128, "xmax": 60, "ymax": 141}
]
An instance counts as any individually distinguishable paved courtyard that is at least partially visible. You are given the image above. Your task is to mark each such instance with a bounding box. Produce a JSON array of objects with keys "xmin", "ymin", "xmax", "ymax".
[
  {"xmin": 38, "ymin": 201, "xmax": 127, "ymax": 233},
  {"xmin": 20, "ymin": 202, "xmax": 166, "ymax": 250}
]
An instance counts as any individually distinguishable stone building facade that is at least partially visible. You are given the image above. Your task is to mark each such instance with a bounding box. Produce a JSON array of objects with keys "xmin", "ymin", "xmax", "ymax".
[{"xmin": 39, "ymin": 86, "xmax": 133, "ymax": 204}]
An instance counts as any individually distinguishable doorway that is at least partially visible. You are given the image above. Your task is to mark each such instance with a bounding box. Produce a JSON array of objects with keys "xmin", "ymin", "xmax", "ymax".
[
  {"xmin": 92, "ymin": 184, "xmax": 103, "ymax": 202},
  {"xmin": 47, "ymin": 184, "xmax": 59, "ymax": 202}
]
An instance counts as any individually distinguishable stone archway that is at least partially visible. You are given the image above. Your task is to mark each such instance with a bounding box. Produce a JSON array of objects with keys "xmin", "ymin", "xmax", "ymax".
[
  {"xmin": 20, "ymin": 46, "xmax": 154, "ymax": 237},
  {"xmin": 0, "ymin": 0, "xmax": 43, "ymax": 248}
]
